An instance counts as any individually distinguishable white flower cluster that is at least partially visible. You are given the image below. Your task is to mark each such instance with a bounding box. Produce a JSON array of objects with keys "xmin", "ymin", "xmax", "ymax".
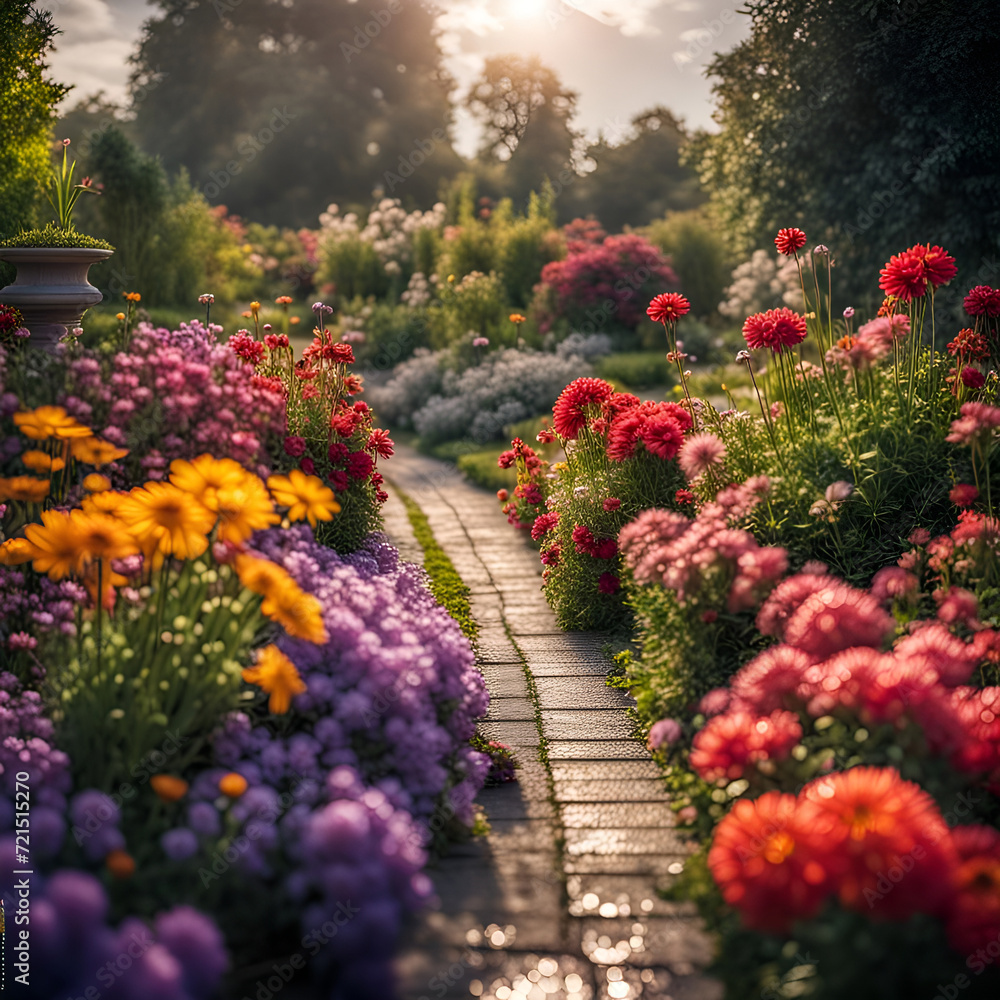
[
  {"xmin": 719, "ymin": 249, "xmax": 804, "ymax": 319},
  {"xmin": 319, "ymin": 198, "xmax": 446, "ymax": 268},
  {"xmin": 401, "ymin": 271, "xmax": 432, "ymax": 309},
  {"xmin": 556, "ymin": 332, "xmax": 613, "ymax": 361},
  {"xmin": 412, "ymin": 349, "xmax": 588, "ymax": 444}
]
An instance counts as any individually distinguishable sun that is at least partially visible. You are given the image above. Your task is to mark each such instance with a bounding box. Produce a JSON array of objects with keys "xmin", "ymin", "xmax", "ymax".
[{"xmin": 501, "ymin": 0, "xmax": 547, "ymax": 21}]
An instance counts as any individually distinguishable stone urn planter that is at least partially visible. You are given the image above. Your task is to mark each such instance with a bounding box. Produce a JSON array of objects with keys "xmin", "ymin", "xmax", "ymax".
[{"xmin": 0, "ymin": 247, "xmax": 114, "ymax": 351}]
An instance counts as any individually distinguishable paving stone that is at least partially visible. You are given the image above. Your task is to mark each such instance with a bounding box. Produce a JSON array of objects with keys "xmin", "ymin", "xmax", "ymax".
[
  {"xmin": 541, "ymin": 709, "xmax": 637, "ymax": 741},
  {"xmin": 478, "ymin": 664, "xmax": 527, "ymax": 695},
  {"xmin": 566, "ymin": 874, "xmax": 697, "ymax": 917},
  {"xmin": 561, "ymin": 802, "xmax": 677, "ymax": 829},
  {"xmin": 534, "ymin": 675, "xmax": 633, "ymax": 710},
  {"xmin": 485, "ymin": 697, "xmax": 535, "ymax": 721},
  {"xmin": 565, "ymin": 827, "xmax": 685, "ymax": 857},
  {"xmin": 580, "ymin": 916, "xmax": 715, "ymax": 971},
  {"xmin": 564, "ymin": 854, "xmax": 692, "ymax": 877},
  {"xmin": 554, "ymin": 779, "xmax": 668, "ymax": 803},
  {"xmin": 479, "ymin": 720, "xmax": 539, "ymax": 749},
  {"xmin": 527, "ymin": 660, "xmax": 615, "ymax": 677},
  {"xmin": 550, "ymin": 761, "xmax": 661, "ymax": 781},
  {"xmin": 546, "ymin": 740, "xmax": 649, "ymax": 760}
]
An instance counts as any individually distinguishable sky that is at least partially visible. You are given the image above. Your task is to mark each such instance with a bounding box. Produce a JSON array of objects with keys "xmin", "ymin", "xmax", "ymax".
[{"xmin": 39, "ymin": 0, "xmax": 750, "ymax": 154}]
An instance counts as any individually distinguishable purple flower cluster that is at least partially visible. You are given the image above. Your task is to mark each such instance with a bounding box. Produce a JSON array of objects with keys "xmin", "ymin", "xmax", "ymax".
[
  {"xmin": 0, "ymin": 673, "xmax": 71, "ymax": 857},
  {"xmin": 240, "ymin": 527, "xmax": 490, "ymax": 825},
  {"xmin": 0, "ymin": 567, "xmax": 83, "ymax": 662},
  {"xmin": 62, "ymin": 320, "xmax": 286, "ymax": 477},
  {"xmin": 0, "ymin": 864, "xmax": 226, "ymax": 1000}
]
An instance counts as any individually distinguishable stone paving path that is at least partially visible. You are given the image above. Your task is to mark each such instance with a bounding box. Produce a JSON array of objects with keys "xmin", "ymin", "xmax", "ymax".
[{"xmin": 385, "ymin": 445, "xmax": 721, "ymax": 1000}]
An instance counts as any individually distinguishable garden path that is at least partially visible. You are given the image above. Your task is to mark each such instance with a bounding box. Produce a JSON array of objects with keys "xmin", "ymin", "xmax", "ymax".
[{"xmin": 384, "ymin": 445, "xmax": 721, "ymax": 1000}]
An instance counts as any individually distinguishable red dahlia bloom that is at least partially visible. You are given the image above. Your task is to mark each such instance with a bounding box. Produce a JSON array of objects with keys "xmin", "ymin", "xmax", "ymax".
[
  {"xmin": 571, "ymin": 524, "xmax": 596, "ymax": 554},
  {"xmin": 708, "ymin": 791, "xmax": 835, "ymax": 933},
  {"xmin": 367, "ymin": 428, "xmax": 394, "ymax": 459},
  {"xmin": 946, "ymin": 824, "xmax": 1000, "ymax": 954},
  {"xmin": 742, "ymin": 308, "xmax": 808, "ymax": 352},
  {"xmin": 638, "ymin": 416, "xmax": 684, "ymax": 460},
  {"xmin": 961, "ymin": 366, "xmax": 986, "ymax": 389},
  {"xmin": 345, "ymin": 450, "xmax": 373, "ymax": 481},
  {"xmin": 283, "ymin": 435, "xmax": 306, "ymax": 457},
  {"xmin": 647, "ymin": 292, "xmax": 691, "ymax": 324},
  {"xmin": 690, "ymin": 709, "xmax": 802, "ymax": 783},
  {"xmin": 949, "ymin": 483, "xmax": 980, "ymax": 508},
  {"xmin": 552, "ymin": 377, "xmax": 614, "ymax": 439},
  {"xmin": 802, "ymin": 767, "xmax": 956, "ymax": 920},
  {"xmin": 228, "ymin": 332, "xmax": 265, "ymax": 365},
  {"xmin": 964, "ymin": 285, "xmax": 1000, "ymax": 318},
  {"xmin": 947, "ymin": 328, "xmax": 990, "ymax": 360},
  {"xmin": 879, "ymin": 243, "xmax": 957, "ymax": 301},
  {"xmin": 530, "ymin": 511, "xmax": 560, "ymax": 541},
  {"xmin": 774, "ymin": 228, "xmax": 807, "ymax": 256},
  {"xmin": 598, "ymin": 572, "xmax": 620, "ymax": 594}
]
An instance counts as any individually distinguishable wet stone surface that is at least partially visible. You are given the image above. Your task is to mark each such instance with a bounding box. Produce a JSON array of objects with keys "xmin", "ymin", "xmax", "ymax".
[{"xmin": 385, "ymin": 447, "xmax": 719, "ymax": 1000}]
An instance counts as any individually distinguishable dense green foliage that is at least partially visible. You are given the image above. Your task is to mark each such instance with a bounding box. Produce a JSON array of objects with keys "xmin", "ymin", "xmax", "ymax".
[
  {"xmin": 0, "ymin": 224, "xmax": 113, "ymax": 250},
  {"xmin": 129, "ymin": 0, "xmax": 462, "ymax": 226},
  {"xmin": 691, "ymin": 0, "xmax": 1000, "ymax": 302},
  {"xmin": 0, "ymin": 2, "xmax": 67, "ymax": 240}
]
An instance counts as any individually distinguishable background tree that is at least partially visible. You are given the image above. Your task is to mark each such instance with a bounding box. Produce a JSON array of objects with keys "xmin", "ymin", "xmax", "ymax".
[
  {"xmin": 128, "ymin": 0, "xmax": 463, "ymax": 227},
  {"xmin": 562, "ymin": 108, "xmax": 704, "ymax": 231},
  {"xmin": 0, "ymin": 1, "xmax": 68, "ymax": 239},
  {"xmin": 692, "ymin": 0, "xmax": 1000, "ymax": 306},
  {"xmin": 465, "ymin": 55, "xmax": 580, "ymax": 206}
]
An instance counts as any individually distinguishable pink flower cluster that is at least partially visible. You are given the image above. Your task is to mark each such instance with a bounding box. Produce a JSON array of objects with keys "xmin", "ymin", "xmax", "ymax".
[
  {"xmin": 826, "ymin": 314, "xmax": 911, "ymax": 370},
  {"xmin": 63, "ymin": 321, "xmax": 286, "ymax": 476},
  {"xmin": 691, "ymin": 565, "xmax": 1000, "ymax": 789},
  {"xmin": 618, "ymin": 477, "xmax": 786, "ymax": 612}
]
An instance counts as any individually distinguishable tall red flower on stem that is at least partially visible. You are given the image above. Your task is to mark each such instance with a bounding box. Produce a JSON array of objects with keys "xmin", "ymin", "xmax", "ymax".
[
  {"xmin": 742, "ymin": 308, "xmax": 808, "ymax": 352},
  {"xmin": 647, "ymin": 293, "xmax": 690, "ymax": 324},
  {"xmin": 774, "ymin": 228, "xmax": 807, "ymax": 256},
  {"xmin": 879, "ymin": 243, "xmax": 957, "ymax": 301},
  {"xmin": 552, "ymin": 378, "xmax": 614, "ymax": 439}
]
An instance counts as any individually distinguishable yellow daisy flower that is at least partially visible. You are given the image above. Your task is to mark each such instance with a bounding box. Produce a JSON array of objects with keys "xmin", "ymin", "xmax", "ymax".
[
  {"xmin": 117, "ymin": 482, "xmax": 217, "ymax": 560},
  {"xmin": 83, "ymin": 473, "xmax": 112, "ymax": 493},
  {"xmin": 13, "ymin": 406, "xmax": 92, "ymax": 440},
  {"xmin": 215, "ymin": 474, "xmax": 279, "ymax": 544},
  {"xmin": 242, "ymin": 644, "xmax": 307, "ymax": 714},
  {"xmin": 267, "ymin": 470, "xmax": 341, "ymax": 528},
  {"xmin": 21, "ymin": 450, "xmax": 65, "ymax": 474},
  {"xmin": 169, "ymin": 454, "xmax": 249, "ymax": 511},
  {"xmin": 0, "ymin": 476, "xmax": 51, "ymax": 503},
  {"xmin": 23, "ymin": 510, "xmax": 84, "ymax": 579},
  {"xmin": 70, "ymin": 436, "xmax": 129, "ymax": 467},
  {"xmin": 0, "ymin": 538, "xmax": 35, "ymax": 566},
  {"xmin": 261, "ymin": 585, "xmax": 328, "ymax": 644}
]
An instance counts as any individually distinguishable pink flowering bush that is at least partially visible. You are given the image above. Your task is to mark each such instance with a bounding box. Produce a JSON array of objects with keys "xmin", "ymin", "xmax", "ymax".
[
  {"xmin": 61, "ymin": 320, "xmax": 286, "ymax": 482},
  {"xmin": 533, "ymin": 229, "xmax": 679, "ymax": 339}
]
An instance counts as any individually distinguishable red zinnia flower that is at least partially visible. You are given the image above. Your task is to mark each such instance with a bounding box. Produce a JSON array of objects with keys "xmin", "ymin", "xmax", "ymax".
[
  {"xmin": 327, "ymin": 442, "xmax": 349, "ymax": 464},
  {"xmin": 300, "ymin": 457, "xmax": 316, "ymax": 475},
  {"xmin": 742, "ymin": 308, "xmax": 808, "ymax": 352},
  {"xmin": 598, "ymin": 572, "xmax": 620, "ymax": 594},
  {"xmin": 552, "ymin": 378, "xmax": 614, "ymax": 439},
  {"xmin": 961, "ymin": 366, "xmax": 986, "ymax": 389},
  {"xmin": 602, "ymin": 497, "xmax": 621, "ymax": 512},
  {"xmin": 366, "ymin": 428, "xmax": 394, "ymax": 459},
  {"xmin": 949, "ymin": 483, "xmax": 980, "ymax": 508},
  {"xmin": 879, "ymin": 243, "xmax": 957, "ymax": 301},
  {"xmin": 708, "ymin": 791, "xmax": 836, "ymax": 933},
  {"xmin": 283, "ymin": 435, "xmax": 306, "ymax": 457},
  {"xmin": 782, "ymin": 582, "xmax": 894, "ymax": 659},
  {"xmin": 964, "ymin": 285, "xmax": 1000, "ymax": 318},
  {"xmin": 571, "ymin": 524, "xmax": 596, "ymax": 554},
  {"xmin": 690, "ymin": 709, "xmax": 802, "ymax": 783},
  {"xmin": 638, "ymin": 416, "xmax": 684, "ymax": 460},
  {"xmin": 228, "ymin": 331, "xmax": 265, "ymax": 365},
  {"xmin": 674, "ymin": 488, "xmax": 694, "ymax": 505},
  {"xmin": 774, "ymin": 228, "xmax": 807, "ymax": 256},
  {"xmin": 530, "ymin": 511, "xmax": 560, "ymax": 541},
  {"xmin": 345, "ymin": 451, "xmax": 373, "ymax": 481},
  {"xmin": 947, "ymin": 328, "xmax": 990, "ymax": 360},
  {"xmin": 946, "ymin": 824, "xmax": 1000, "ymax": 954},
  {"xmin": 802, "ymin": 767, "xmax": 956, "ymax": 919},
  {"xmin": 328, "ymin": 469, "xmax": 348, "ymax": 492},
  {"xmin": 647, "ymin": 292, "xmax": 691, "ymax": 324}
]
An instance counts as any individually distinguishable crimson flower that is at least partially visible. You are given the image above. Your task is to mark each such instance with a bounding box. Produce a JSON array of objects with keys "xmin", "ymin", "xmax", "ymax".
[
  {"xmin": 647, "ymin": 293, "xmax": 690, "ymax": 324},
  {"xmin": 742, "ymin": 308, "xmax": 808, "ymax": 352},
  {"xmin": 774, "ymin": 228, "xmax": 807, "ymax": 256},
  {"xmin": 552, "ymin": 377, "xmax": 614, "ymax": 439},
  {"xmin": 964, "ymin": 285, "xmax": 1000, "ymax": 318},
  {"xmin": 879, "ymin": 243, "xmax": 957, "ymax": 301}
]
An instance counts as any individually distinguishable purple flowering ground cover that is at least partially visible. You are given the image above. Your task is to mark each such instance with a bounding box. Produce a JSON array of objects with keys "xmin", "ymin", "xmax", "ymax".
[{"xmin": 0, "ymin": 525, "xmax": 490, "ymax": 999}]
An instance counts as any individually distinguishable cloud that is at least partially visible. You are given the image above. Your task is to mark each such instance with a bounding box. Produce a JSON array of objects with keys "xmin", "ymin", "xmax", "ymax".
[
  {"xmin": 434, "ymin": 0, "xmax": 674, "ymax": 38},
  {"xmin": 40, "ymin": 0, "xmax": 117, "ymax": 43}
]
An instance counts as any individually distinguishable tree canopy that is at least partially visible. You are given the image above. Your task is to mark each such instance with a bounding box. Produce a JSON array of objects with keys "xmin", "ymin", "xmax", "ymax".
[
  {"xmin": 691, "ymin": 0, "xmax": 1000, "ymax": 301},
  {"xmin": 0, "ymin": 1, "xmax": 68, "ymax": 239},
  {"xmin": 129, "ymin": 0, "xmax": 463, "ymax": 227}
]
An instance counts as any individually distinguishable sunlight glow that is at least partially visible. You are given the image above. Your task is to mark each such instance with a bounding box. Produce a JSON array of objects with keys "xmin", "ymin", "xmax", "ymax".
[{"xmin": 501, "ymin": 0, "xmax": 547, "ymax": 21}]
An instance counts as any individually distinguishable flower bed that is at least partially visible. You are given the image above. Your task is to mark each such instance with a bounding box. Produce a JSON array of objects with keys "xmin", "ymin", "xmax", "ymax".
[
  {"xmin": 608, "ymin": 234, "xmax": 1000, "ymax": 997},
  {"xmin": 0, "ymin": 312, "xmax": 490, "ymax": 998}
]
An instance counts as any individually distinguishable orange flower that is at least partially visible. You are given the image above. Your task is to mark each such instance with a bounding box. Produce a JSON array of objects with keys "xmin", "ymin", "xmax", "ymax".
[
  {"xmin": 803, "ymin": 766, "xmax": 956, "ymax": 919},
  {"xmin": 169, "ymin": 454, "xmax": 247, "ymax": 512},
  {"xmin": 275, "ymin": 295, "xmax": 293, "ymax": 305},
  {"xmin": 267, "ymin": 470, "xmax": 340, "ymax": 527},
  {"xmin": 0, "ymin": 476, "xmax": 50, "ymax": 503},
  {"xmin": 261, "ymin": 585, "xmax": 327, "ymax": 644},
  {"xmin": 219, "ymin": 773, "xmax": 248, "ymax": 798},
  {"xmin": 215, "ymin": 474, "xmax": 279, "ymax": 544},
  {"xmin": 0, "ymin": 538, "xmax": 35, "ymax": 566},
  {"xmin": 71, "ymin": 436, "xmax": 129, "ymax": 467},
  {"xmin": 14, "ymin": 406, "xmax": 91, "ymax": 440},
  {"xmin": 71, "ymin": 511, "xmax": 138, "ymax": 565},
  {"xmin": 105, "ymin": 849, "xmax": 136, "ymax": 878},
  {"xmin": 242, "ymin": 645, "xmax": 307, "ymax": 714},
  {"xmin": 708, "ymin": 791, "xmax": 838, "ymax": 933},
  {"xmin": 116, "ymin": 312, "xmax": 126, "ymax": 321},
  {"xmin": 124, "ymin": 292, "xmax": 141, "ymax": 303},
  {"xmin": 290, "ymin": 316, "xmax": 300, "ymax": 325},
  {"xmin": 234, "ymin": 553, "xmax": 292, "ymax": 596},
  {"xmin": 23, "ymin": 509, "xmax": 84, "ymax": 579},
  {"xmin": 509, "ymin": 313, "xmax": 527, "ymax": 324},
  {"xmin": 83, "ymin": 473, "xmax": 111, "ymax": 493},
  {"xmin": 81, "ymin": 490, "xmax": 128, "ymax": 515},
  {"xmin": 150, "ymin": 775, "xmax": 189, "ymax": 802},
  {"xmin": 21, "ymin": 450, "xmax": 64, "ymax": 474},
  {"xmin": 117, "ymin": 482, "xmax": 216, "ymax": 559}
]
